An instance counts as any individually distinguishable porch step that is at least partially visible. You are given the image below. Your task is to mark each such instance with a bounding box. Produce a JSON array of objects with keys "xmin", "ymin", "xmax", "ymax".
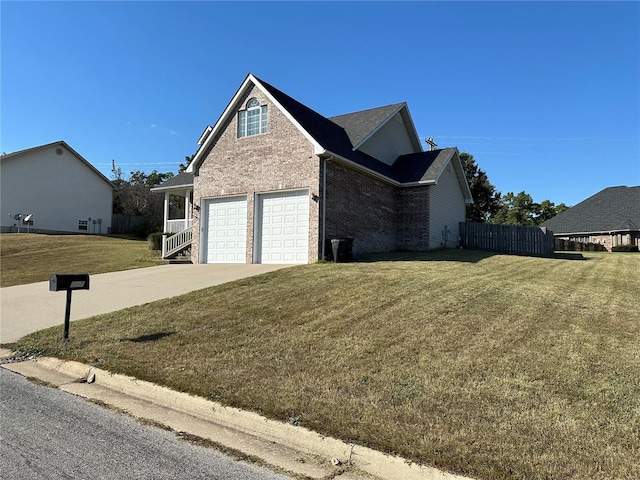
[
  {"xmin": 168, "ymin": 250, "xmax": 192, "ymax": 264},
  {"xmin": 168, "ymin": 257, "xmax": 193, "ymax": 264}
]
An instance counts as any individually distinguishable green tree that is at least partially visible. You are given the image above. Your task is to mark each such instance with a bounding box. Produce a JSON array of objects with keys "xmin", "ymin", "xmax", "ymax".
[
  {"xmin": 178, "ymin": 155, "xmax": 193, "ymax": 173},
  {"xmin": 111, "ymin": 163, "xmax": 175, "ymax": 233},
  {"xmin": 460, "ymin": 152, "xmax": 501, "ymax": 222},
  {"xmin": 491, "ymin": 192, "xmax": 570, "ymax": 226},
  {"xmin": 491, "ymin": 191, "xmax": 537, "ymax": 225}
]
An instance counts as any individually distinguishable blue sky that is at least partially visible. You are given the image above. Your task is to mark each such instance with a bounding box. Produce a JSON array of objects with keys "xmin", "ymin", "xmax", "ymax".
[{"xmin": 2, "ymin": 1, "xmax": 638, "ymax": 207}]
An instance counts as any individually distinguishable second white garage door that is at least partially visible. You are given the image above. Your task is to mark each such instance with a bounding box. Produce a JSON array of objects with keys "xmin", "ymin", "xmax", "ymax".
[
  {"xmin": 203, "ymin": 196, "xmax": 247, "ymax": 263},
  {"xmin": 257, "ymin": 190, "xmax": 309, "ymax": 264}
]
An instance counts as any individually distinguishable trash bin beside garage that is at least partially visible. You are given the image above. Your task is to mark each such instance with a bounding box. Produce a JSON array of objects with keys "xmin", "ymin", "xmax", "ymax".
[{"xmin": 330, "ymin": 238, "xmax": 354, "ymax": 263}]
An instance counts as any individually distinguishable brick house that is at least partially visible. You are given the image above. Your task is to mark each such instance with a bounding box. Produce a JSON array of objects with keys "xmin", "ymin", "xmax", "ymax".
[
  {"xmin": 153, "ymin": 74, "xmax": 473, "ymax": 264},
  {"xmin": 541, "ymin": 185, "xmax": 640, "ymax": 251}
]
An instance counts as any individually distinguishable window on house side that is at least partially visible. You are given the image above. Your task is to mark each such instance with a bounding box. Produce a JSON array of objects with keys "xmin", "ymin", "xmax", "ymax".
[{"xmin": 237, "ymin": 98, "xmax": 268, "ymax": 138}]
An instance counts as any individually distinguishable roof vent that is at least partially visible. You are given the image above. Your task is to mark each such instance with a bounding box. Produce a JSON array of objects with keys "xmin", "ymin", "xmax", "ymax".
[{"xmin": 55, "ymin": 147, "xmax": 63, "ymax": 155}]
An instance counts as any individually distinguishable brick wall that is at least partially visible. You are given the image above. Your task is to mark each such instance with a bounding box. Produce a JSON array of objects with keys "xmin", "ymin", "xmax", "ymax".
[
  {"xmin": 324, "ymin": 160, "xmax": 434, "ymax": 256},
  {"xmin": 192, "ymin": 84, "xmax": 321, "ymax": 263},
  {"xmin": 324, "ymin": 160, "xmax": 399, "ymax": 255},
  {"xmin": 556, "ymin": 232, "xmax": 640, "ymax": 252},
  {"xmin": 397, "ymin": 187, "xmax": 430, "ymax": 250}
]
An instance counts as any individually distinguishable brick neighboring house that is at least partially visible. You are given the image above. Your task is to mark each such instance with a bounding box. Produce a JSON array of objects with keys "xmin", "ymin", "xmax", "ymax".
[
  {"xmin": 541, "ymin": 186, "xmax": 640, "ymax": 251},
  {"xmin": 154, "ymin": 74, "xmax": 473, "ymax": 264}
]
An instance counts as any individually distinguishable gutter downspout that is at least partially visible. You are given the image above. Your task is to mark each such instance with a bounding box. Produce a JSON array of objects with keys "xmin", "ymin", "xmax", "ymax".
[{"xmin": 321, "ymin": 155, "xmax": 332, "ymax": 260}]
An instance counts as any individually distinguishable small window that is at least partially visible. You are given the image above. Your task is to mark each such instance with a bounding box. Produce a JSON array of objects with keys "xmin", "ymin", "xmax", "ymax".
[
  {"xmin": 570, "ymin": 236, "xmax": 589, "ymax": 243},
  {"xmin": 78, "ymin": 220, "xmax": 88, "ymax": 231},
  {"xmin": 237, "ymin": 97, "xmax": 268, "ymax": 138}
]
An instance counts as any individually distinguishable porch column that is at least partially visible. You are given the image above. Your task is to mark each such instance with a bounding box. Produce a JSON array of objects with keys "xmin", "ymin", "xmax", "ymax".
[
  {"xmin": 163, "ymin": 192, "xmax": 170, "ymax": 232},
  {"xmin": 162, "ymin": 192, "xmax": 169, "ymax": 258},
  {"xmin": 185, "ymin": 190, "xmax": 191, "ymax": 224}
]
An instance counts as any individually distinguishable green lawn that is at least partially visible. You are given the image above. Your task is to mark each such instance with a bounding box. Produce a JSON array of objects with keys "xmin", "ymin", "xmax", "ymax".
[
  {"xmin": 12, "ymin": 250, "xmax": 640, "ymax": 479},
  {"xmin": 0, "ymin": 234, "xmax": 163, "ymax": 287}
]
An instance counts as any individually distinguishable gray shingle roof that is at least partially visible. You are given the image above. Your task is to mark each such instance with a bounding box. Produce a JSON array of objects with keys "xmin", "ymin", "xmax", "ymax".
[
  {"xmin": 256, "ymin": 77, "xmax": 443, "ymax": 185},
  {"xmin": 541, "ymin": 186, "xmax": 640, "ymax": 234},
  {"xmin": 188, "ymin": 74, "xmax": 468, "ymax": 195},
  {"xmin": 393, "ymin": 148, "xmax": 458, "ymax": 184},
  {"xmin": 151, "ymin": 172, "xmax": 193, "ymax": 192},
  {"xmin": 329, "ymin": 103, "xmax": 405, "ymax": 147}
]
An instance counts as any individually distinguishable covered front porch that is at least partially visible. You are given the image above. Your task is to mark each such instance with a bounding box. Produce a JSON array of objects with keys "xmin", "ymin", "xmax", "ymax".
[{"xmin": 151, "ymin": 172, "xmax": 194, "ymax": 260}]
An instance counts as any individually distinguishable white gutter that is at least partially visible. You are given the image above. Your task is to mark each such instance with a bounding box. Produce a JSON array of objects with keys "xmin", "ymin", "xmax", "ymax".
[
  {"xmin": 321, "ymin": 155, "xmax": 331, "ymax": 259},
  {"xmin": 323, "ymin": 150, "xmax": 402, "ymax": 187},
  {"xmin": 322, "ymin": 149, "xmax": 466, "ymax": 190}
]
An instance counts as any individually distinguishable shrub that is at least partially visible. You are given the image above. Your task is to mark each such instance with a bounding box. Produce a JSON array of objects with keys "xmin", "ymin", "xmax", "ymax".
[
  {"xmin": 612, "ymin": 244, "xmax": 639, "ymax": 252},
  {"xmin": 134, "ymin": 219, "xmax": 160, "ymax": 239},
  {"xmin": 147, "ymin": 232, "xmax": 165, "ymax": 251}
]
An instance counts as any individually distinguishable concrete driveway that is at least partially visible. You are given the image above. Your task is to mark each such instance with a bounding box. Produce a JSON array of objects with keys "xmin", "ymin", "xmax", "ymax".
[{"xmin": 0, "ymin": 264, "xmax": 292, "ymax": 344}]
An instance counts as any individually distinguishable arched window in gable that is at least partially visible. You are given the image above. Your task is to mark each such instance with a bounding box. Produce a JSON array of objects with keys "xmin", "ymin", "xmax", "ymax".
[{"xmin": 237, "ymin": 97, "xmax": 268, "ymax": 138}]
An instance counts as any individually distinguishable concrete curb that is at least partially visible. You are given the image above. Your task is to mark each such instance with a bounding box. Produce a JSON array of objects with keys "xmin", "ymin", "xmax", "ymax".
[{"xmin": 2, "ymin": 355, "xmax": 472, "ymax": 480}]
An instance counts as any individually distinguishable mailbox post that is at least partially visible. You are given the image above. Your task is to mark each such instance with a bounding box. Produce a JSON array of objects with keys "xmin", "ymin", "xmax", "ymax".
[{"xmin": 49, "ymin": 274, "xmax": 90, "ymax": 343}]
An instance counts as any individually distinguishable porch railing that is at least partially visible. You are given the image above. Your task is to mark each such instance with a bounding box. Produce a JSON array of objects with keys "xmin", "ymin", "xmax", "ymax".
[
  {"xmin": 166, "ymin": 218, "xmax": 193, "ymax": 234},
  {"xmin": 163, "ymin": 227, "xmax": 193, "ymax": 258}
]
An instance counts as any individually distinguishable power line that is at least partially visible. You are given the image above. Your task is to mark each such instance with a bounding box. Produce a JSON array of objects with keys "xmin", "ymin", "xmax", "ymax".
[{"xmin": 425, "ymin": 135, "xmax": 636, "ymax": 143}]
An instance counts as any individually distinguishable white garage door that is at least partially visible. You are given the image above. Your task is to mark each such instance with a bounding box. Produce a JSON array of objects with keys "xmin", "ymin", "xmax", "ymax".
[
  {"xmin": 203, "ymin": 197, "xmax": 247, "ymax": 263},
  {"xmin": 258, "ymin": 190, "xmax": 309, "ymax": 264}
]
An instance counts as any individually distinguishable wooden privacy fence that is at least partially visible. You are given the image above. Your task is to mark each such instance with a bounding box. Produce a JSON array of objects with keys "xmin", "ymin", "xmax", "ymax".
[
  {"xmin": 459, "ymin": 222, "xmax": 554, "ymax": 256},
  {"xmin": 111, "ymin": 214, "xmax": 150, "ymax": 234}
]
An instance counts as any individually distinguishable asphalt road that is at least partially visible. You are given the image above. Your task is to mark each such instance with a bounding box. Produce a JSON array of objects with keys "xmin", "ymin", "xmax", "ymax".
[{"xmin": 0, "ymin": 368, "xmax": 291, "ymax": 480}]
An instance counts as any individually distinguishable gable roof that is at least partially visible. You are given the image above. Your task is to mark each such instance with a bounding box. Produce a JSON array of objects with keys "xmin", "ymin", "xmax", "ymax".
[
  {"xmin": 541, "ymin": 186, "xmax": 640, "ymax": 234},
  {"xmin": 329, "ymin": 103, "xmax": 410, "ymax": 151},
  {"xmin": 254, "ymin": 75, "xmax": 352, "ymax": 156},
  {"xmin": 150, "ymin": 172, "xmax": 193, "ymax": 192},
  {"xmin": 1, "ymin": 141, "xmax": 114, "ymax": 189},
  {"xmin": 187, "ymin": 74, "xmax": 408, "ymax": 177},
  {"xmin": 187, "ymin": 74, "xmax": 470, "ymax": 200},
  {"xmin": 394, "ymin": 148, "xmax": 459, "ymax": 183}
]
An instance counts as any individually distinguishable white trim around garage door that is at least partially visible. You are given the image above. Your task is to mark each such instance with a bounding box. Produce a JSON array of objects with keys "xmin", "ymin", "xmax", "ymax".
[
  {"xmin": 254, "ymin": 189, "xmax": 310, "ymax": 264},
  {"xmin": 201, "ymin": 195, "xmax": 248, "ymax": 264}
]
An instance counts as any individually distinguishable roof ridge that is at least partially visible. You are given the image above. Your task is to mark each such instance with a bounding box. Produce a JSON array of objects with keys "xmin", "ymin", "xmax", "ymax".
[
  {"xmin": 328, "ymin": 102, "xmax": 405, "ymax": 121},
  {"xmin": 541, "ymin": 185, "xmax": 640, "ymax": 233},
  {"xmin": 1, "ymin": 140, "xmax": 65, "ymax": 159},
  {"xmin": 0, "ymin": 141, "xmax": 114, "ymax": 188},
  {"xmin": 253, "ymin": 76, "xmax": 330, "ymax": 123}
]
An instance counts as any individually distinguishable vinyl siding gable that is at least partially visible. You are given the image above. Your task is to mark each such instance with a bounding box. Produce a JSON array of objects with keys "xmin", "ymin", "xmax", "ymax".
[
  {"xmin": 0, "ymin": 145, "xmax": 113, "ymax": 233},
  {"xmin": 429, "ymin": 161, "xmax": 466, "ymax": 249},
  {"xmin": 357, "ymin": 113, "xmax": 418, "ymax": 165}
]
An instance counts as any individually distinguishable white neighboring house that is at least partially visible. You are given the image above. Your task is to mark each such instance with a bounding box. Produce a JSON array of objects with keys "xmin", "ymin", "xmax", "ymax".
[{"xmin": 0, "ymin": 141, "xmax": 114, "ymax": 234}]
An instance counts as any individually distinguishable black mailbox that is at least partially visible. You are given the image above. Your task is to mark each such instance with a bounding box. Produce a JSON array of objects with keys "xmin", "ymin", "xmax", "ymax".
[
  {"xmin": 50, "ymin": 273, "xmax": 90, "ymax": 292},
  {"xmin": 49, "ymin": 273, "xmax": 90, "ymax": 343}
]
